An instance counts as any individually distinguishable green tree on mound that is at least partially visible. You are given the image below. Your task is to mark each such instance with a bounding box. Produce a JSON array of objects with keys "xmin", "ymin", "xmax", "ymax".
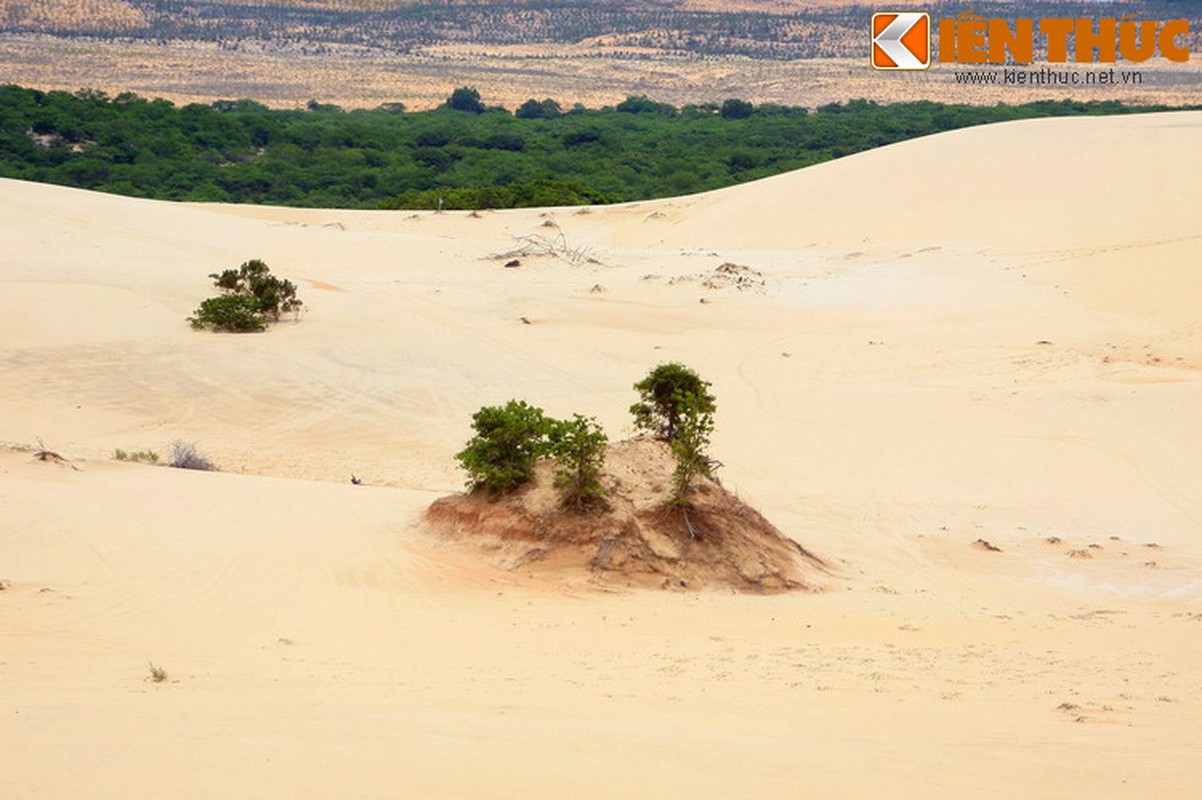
[
  {"xmin": 669, "ymin": 393, "xmax": 715, "ymax": 504},
  {"xmin": 189, "ymin": 259, "xmax": 303, "ymax": 332},
  {"xmin": 455, "ymin": 402, "xmax": 611, "ymax": 510},
  {"xmin": 456, "ymin": 400, "xmax": 553, "ymax": 495},
  {"xmin": 630, "ymin": 362, "xmax": 716, "ymax": 442},
  {"xmin": 549, "ymin": 414, "xmax": 608, "ymax": 512}
]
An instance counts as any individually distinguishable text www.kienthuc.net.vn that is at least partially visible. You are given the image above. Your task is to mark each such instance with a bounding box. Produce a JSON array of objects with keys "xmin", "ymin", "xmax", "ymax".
[{"xmin": 953, "ymin": 67, "xmax": 1144, "ymax": 85}]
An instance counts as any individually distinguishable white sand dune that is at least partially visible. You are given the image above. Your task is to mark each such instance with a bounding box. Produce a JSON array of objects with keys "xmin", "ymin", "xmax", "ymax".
[{"xmin": 2, "ymin": 111, "xmax": 1201, "ymax": 798}]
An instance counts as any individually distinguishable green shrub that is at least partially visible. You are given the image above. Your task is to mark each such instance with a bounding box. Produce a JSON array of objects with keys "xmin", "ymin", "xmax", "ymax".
[
  {"xmin": 630, "ymin": 362, "xmax": 716, "ymax": 442},
  {"xmin": 207, "ymin": 259, "xmax": 302, "ymax": 321},
  {"xmin": 189, "ymin": 259, "xmax": 303, "ymax": 331},
  {"xmin": 456, "ymin": 400, "xmax": 553, "ymax": 495},
  {"xmin": 549, "ymin": 414, "xmax": 608, "ymax": 512},
  {"xmin": 189, "ymin": 294, "xmax": 265, "ymax": 332},
  {"xmin": 669, "ymin": 393, "xmax": 715, "ymax": 503}
]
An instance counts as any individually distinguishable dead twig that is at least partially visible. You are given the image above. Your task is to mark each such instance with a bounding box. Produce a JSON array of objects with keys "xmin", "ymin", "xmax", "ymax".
[{"xmin": 488, "ymin": 232, "xmax": 603, "ymax": 268}]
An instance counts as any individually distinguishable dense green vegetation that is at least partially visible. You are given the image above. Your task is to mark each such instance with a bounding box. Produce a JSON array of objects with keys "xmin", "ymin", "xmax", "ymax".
[{"xmin": 0, "ymin": 84, "xmax": 1193, "ymax": 209}]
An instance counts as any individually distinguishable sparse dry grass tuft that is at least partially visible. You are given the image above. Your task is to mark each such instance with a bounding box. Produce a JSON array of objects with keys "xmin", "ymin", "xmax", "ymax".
[{"xmin": 168, "ymin": 441, "xmax": 216, "ymax": 471}]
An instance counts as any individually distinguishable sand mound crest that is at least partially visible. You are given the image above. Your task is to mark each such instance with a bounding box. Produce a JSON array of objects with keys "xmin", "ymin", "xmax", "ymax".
[{"xmin": 424, "ymin": 438, "xmax": 827, "ymax": 592}]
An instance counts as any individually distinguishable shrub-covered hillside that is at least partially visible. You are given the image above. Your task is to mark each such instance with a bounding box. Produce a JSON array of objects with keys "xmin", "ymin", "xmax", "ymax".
[{"xmin": 0, "ymin": 84, "xmax": 1191, "ymax": 209}]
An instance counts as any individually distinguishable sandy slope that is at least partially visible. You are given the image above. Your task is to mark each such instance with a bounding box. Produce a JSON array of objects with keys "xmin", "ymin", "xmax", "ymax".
[{"xmin": 2, "ymin": 111, "xmax": 1201, "ymax": 798}]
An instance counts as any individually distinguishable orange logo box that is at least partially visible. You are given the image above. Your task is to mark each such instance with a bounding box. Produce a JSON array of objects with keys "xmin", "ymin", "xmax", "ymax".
[{"xmin": 872, "ymin": 12, "xmax": 931, "ymax": 70}]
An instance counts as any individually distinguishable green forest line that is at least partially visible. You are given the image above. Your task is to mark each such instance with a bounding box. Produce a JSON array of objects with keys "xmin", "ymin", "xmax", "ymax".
[{"xmin": 0, "ymin": 84, "xmax": 1194, "ymax": 209}]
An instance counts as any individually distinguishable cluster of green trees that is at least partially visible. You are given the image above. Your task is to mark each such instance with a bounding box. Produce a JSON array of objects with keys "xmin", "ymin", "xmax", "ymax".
[
  {"xmin": 457, "ymin": 363, "xmax": 717, "ymax": 510},
  {"xmin": 456, "ymin": 400, "xmax": 611, "ymax": 511},
  {"xmin": 0, "ymin": 83, "xmax": 1190, "ymax": 209}
]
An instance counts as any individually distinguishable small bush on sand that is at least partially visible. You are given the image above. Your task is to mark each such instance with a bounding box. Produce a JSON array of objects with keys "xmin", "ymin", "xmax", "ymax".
[
  {"xmin": 168, "ymin": 440, "xmax": 216, "ymax": 471},
  {"xmin": 630, "ymin": 362, "xmax": 716, "ymax": 442},
  {"xmin": 189, "ymin": 259, "xmax": 303, "ymax": 332},
  {"xmin": 456, "ymin": 400, "xmax": 553, "ymax": 495},
  {"xmin": 147, "ymin": 662, "xmax": 168, "ymax": 683}
]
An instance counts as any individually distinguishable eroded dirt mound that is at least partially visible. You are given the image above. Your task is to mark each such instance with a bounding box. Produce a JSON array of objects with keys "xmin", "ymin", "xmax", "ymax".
[{"xmin": 424, "ymin": 438, "xmax": 828, "ymax": 592}]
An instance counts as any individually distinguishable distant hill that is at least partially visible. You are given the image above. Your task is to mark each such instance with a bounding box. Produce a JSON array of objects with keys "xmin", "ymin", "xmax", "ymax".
[
  {"xmin": 5, "ymin": 0, "xmax": 1195, "ymax": 61},
  {"xmin": 0, "ymin": 0, "xmax": 146, "ymax": 31}
]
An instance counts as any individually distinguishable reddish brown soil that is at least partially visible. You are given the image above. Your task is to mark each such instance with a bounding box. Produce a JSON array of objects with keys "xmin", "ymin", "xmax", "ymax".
[{"xmin": 425, "ymin": 438, "xmax": 828, "ymax": 592}]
